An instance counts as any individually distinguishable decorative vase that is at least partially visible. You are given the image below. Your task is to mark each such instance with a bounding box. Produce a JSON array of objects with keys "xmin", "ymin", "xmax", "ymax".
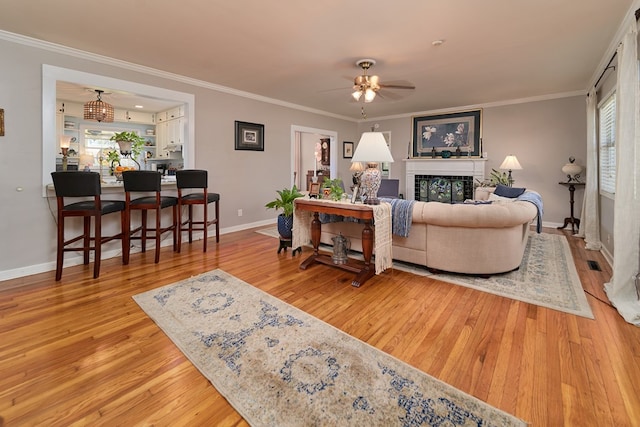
[{"xmin": 360, "ymin": 164, "xmax": 382, "ymax": 204}]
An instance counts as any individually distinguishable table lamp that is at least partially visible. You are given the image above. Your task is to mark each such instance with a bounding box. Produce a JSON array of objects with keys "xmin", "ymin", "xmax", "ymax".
[
  {"xmin": 59, "ymin": 135, "xmax": 72, "ymax": 171},
  {"xmin": 351, "ymin": 132, "xmax": 394, "ymax": 204},
  {"xmin": 499, "ymin": 154, "xmax": 522, "ymax": 187}
]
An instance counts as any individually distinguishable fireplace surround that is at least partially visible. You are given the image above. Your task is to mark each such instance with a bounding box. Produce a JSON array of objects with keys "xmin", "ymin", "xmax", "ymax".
[{"xmin": 404, "ymin": 158, "xmax": 486, "ymax": 202}]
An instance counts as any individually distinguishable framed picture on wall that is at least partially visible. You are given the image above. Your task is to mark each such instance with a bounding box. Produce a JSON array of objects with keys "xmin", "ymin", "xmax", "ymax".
[
  {"xmin": 343, "ymin": 141, "xmax": 354, "ymax": 158},
  {"xmin": 235, "ymin": 120, "xmax": 264, "ymax": 151},
  {"xmin": 412, "ymin": 109, "xmax": 482, "ymax": 157}
]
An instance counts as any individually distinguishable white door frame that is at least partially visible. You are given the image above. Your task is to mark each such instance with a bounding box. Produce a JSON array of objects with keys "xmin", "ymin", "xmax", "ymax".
[{"xmin": 290, "ymin": 125, "xmax": 338, "ymax": 188}]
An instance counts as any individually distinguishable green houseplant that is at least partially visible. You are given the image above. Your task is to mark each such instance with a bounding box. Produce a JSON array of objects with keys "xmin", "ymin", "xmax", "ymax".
[
  {"xmin": 265, "ymin": 185, "xmax": 303, "ymax": 239},
  {"xmin": 110, "ymin": 131, "xmax": 146, "ymax": 168},
  {"xmin": 476, "ymin": 168, "xmax": 510, "ymax": 188},
  {"xmin": 322, "ymin": 177, "xmax": 344, "ymax": 201}
]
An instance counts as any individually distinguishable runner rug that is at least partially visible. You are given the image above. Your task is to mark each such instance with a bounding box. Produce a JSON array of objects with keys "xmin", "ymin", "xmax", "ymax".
[
  {"xmin": 257, "ymin": 227, "xmax": 593, "ymax": 319},
  {"xmin": 133, "ymin": 269, "xmax": 526, "ymax": 426}
]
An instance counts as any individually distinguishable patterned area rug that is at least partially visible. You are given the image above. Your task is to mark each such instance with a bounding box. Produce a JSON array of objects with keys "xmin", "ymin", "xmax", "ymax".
[
  {"xmin": 256, "ymin": 227, "xmax": 593, "ymax": 319},
  {"xmin": 134, "ymin": 270, "xmax": 525, "ymax": 426},
  {"xmin": 433, "ymin": 233, "xmax": 593, "ymax": 319}
]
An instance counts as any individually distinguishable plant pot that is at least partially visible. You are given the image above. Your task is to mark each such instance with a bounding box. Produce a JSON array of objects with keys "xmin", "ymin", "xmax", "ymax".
[{"xmin": 277, "ymin": 214, "xmax": 294, "ymax": 240}]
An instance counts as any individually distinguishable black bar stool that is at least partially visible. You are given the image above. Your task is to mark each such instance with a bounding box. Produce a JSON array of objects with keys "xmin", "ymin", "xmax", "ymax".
[
  {"xmin": 51, "ymin": 171, "xmax": 127, "ymax": 281},
  {"xmin": 122, "ymin": 170, "xmax": 178, "ymax": 263},
  {"xmin": 176, "ymin": 169, "xmax": 220, "ymax": 252}
]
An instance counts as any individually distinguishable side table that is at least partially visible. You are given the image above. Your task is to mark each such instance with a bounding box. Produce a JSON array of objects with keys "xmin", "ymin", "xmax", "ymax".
[
  {"xmin": 557, "ymin": 181, "xmax": 585, "ymax": 234},
  {"xmin": 293, "ymin": 198, "xmax": 380, "ymax": 287}
]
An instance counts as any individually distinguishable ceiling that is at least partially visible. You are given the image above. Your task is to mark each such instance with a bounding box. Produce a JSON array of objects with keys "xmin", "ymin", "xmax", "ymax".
[{"xmin": 0, "ymin": 1, "xmax": 635, "ymax": 120}]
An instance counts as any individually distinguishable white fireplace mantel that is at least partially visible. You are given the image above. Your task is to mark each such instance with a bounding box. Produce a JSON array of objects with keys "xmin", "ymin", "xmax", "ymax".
[{"xmin": 404, "ymin": 158, "xmax": 487, "ymax": 201}]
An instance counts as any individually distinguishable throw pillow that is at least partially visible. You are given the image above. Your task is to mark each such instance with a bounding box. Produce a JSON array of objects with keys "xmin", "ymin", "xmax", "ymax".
[
  {"xmin": 488, "ymin": 192, "xmax": 516, "ymax": 203},
  {"xmin": 494, "ymin": 184, "xmax": 526, "ymax": 198}
]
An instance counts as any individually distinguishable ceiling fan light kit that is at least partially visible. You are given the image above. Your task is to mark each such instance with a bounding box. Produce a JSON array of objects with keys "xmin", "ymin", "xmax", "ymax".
[{"xmin": 350, "ymin": 58, "xmax": 414, "ymax": 104}]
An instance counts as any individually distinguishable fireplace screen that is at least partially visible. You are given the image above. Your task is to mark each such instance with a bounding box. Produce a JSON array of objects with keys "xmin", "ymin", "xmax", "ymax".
[{"xmin": 416, "ymin": 175, "xmax": 473, "ymax": 203}]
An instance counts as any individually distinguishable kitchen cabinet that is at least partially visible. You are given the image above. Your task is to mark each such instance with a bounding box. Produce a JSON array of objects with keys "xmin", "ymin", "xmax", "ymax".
[
  {"xmin": 154, "ymin": 121, "xmax": 168, "ymax": 158},
  {"xmin": 126, "ymin": 110, "xmax": 155, "ymax": 124},
  {"xmin": 57, "ymin": 101, "xmax": 83, "ymax": 118},
  {"xmin": 166, "ymin": 106, "xmax": 184, "ymax": 120},
  {"xmin": 114, "ymin": 109, "xmax": 155, "ymax": 124},
  {"xmin": 153, "ymin": 106, "xmax": 185, "ymax": 159}
]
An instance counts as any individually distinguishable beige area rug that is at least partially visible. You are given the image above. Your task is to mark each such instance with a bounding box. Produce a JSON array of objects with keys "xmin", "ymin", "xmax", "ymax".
[
  {"xmin": 134, "ymin": 269, "xmax": 525, "ymax": 426},
  {"xmin": 256, "ymin": 227, "xmax": 593, "ymax": 319}
]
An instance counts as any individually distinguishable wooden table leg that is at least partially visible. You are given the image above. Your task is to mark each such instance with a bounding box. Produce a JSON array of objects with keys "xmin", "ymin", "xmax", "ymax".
[
  {"xmin": 352, "ymin": 219, "xmax": 374, "ymax": 287},
  {"xmin": 300, "ymin": 212, "xmax": 321, "ymax": 270}
]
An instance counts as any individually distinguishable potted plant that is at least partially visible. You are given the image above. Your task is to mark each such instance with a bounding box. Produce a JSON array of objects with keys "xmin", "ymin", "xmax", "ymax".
[
  {"xmin": 322, "ymin": 177, "xmax": 344, "ymax": 201},
  {"xmin": 265, "ymin": 185, "xmax": 303, "ymax": 239},
  {"xmin": 475, "ymin": 168, "xmax": 510, "ymax": 188},
  {"xmin": 110, "ymin": 131, "xmax": 146, "ymax": 168}
]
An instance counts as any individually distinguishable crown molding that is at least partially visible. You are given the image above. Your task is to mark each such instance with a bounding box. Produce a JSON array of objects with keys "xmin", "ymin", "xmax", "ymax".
[
  {"xmin": 0, "ymin": 30, "xmax": 357, "ymax": 123},
  {"xmin": 359, "ymin": 90, "xmax": 587, "ymax": 122}
]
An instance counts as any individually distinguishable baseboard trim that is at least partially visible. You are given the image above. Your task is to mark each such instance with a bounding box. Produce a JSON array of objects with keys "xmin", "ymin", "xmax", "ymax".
[{"xmin": 0, "ymin": 219, "xmax": 276, "ymax": 284}]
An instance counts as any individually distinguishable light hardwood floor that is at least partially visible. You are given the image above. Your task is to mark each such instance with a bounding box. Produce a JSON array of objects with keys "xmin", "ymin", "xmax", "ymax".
[{"xmin": 1, "ymin": 226, "xmax": 639, "ymax": 426}]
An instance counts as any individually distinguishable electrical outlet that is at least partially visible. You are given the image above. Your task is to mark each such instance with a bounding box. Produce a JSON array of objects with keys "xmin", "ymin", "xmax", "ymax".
[
  {"xmin": 238, "ymin": 209, "xmax": 243, "ymax": 217},
  {"xmin": 607, "ymin": 234, "xmax": 611, "ymax": 244}
]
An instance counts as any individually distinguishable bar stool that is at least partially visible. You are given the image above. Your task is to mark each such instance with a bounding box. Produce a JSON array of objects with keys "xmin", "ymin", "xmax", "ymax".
[
  {"xmin": 176, "ymin": 169, "xmax": 220, "ymax": 252},
  {"xmin": 51, "ymin": 171, "xmax": 127, "ymax": 281},
  {"xmin": 122, "ymin": 170, "xmax": 178, "ymax": 264}
]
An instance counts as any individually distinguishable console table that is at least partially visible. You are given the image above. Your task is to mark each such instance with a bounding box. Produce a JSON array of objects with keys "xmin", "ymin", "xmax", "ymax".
[
  {"xmin": 293, "ymin": 198, "xmax": 391, "ymax": 287},
  {"xmin": 557, "ymin": 181, "xmax": 585, "ymax": 234}
]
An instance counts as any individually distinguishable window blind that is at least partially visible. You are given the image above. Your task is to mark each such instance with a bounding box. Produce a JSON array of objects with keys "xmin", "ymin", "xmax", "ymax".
[{"xmin": 598, "ymin": 93, "xmax": 616, "ymax": 195}]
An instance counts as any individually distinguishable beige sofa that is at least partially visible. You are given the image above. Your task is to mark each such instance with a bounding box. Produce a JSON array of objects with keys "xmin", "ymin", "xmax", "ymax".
[{"xmin": 319, "ymin": 188, "xmax": 539, "ymax": 275}]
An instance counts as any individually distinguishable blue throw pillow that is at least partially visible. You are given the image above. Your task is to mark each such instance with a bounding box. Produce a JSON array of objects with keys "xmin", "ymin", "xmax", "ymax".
[{"xmin": 494, "ymin": 184, "xmax": 526, "ymax": 198}]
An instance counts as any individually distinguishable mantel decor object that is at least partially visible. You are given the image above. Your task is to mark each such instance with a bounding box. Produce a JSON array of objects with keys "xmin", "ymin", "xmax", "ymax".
[{"xmin": 412, "ymin": 109, "xmax": 482, "ymax": 157}]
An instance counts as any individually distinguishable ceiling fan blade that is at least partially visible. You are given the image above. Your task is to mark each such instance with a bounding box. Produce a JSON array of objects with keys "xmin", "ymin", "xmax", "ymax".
[
  {"xmin": 376, "ymin": 89, "xmax": 404, "ymax": 101},
  {"xmin": 379, "ymin": 80, "xmax": 415, "ymax": 90}
]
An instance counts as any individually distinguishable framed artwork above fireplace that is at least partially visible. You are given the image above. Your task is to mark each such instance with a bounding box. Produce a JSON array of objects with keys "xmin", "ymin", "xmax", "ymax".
[{"xmin": 412, "ymin": 109, "xmax": 482, "ymax": 158}]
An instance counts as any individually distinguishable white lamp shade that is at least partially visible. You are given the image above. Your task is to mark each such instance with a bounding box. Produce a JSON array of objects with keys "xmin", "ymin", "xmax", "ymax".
[
  {"xmin": 500, "ymin": 155, "xmax": 522, "ymax": 170},
  {"xmin": 59, "ymin": 135, "xmax": 72, "ymax": 149},
  {"xmin": 364, "ymin": 88, "xmax": 376, "ymax": 103},
  {"xmin": 351, "ymin": 132, "xmax": 394, "ymax": 164}
]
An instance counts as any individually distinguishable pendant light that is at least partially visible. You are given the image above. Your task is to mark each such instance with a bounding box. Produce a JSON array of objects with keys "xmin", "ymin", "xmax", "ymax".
[{"xmin": 84, "ymin": 89, "xmax": 114, "ymax": 122}]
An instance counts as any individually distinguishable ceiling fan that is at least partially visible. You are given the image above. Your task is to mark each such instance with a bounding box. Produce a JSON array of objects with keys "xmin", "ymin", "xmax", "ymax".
[{"xmin": 351, "ymin": 59, "xmax": 415, "ymax": 103}]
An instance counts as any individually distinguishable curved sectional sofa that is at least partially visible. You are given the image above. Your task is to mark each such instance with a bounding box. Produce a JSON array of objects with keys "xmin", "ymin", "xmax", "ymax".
[{"xmin": 319, "ymin": 187, "xmax": 540, "ymax": 275}]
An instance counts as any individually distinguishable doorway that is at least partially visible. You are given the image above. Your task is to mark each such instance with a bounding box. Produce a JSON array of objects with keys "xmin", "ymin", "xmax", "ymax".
[{"xmin": 290, "ymin": 125, "xmax": 337, "ymax": 190}]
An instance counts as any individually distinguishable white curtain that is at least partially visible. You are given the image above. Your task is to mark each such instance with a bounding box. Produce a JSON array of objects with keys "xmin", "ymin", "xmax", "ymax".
[
  {"xmin": 576, "ymin": 89, "xmax": 602, "ymax": 250},
  {"xmin": 604, "ymin": 23, "xmax": 640, "ymax": 326}
]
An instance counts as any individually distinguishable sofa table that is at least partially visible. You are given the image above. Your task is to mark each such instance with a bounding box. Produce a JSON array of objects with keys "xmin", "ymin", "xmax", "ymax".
[{"xmin": 294, "ymin": 198, "xmax": 378, "ymax": 287}]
